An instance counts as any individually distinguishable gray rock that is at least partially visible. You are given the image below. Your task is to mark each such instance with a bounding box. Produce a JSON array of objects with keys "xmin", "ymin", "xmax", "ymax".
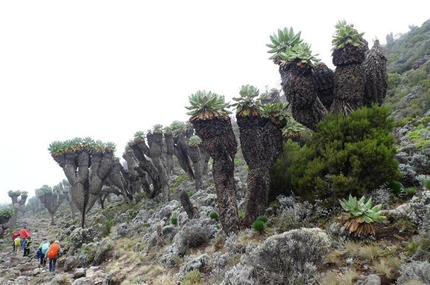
[
  {"xmin": 355, "ymin": 274, "xmax": 381, "ymax": 285},
  {"xmin": 93, "ymin": 238, "xmax": 114, "ymax": 266},
  {"xmin": 63, "ymin": 256, "xmax": 79, "ymax": 272},
  {"xmin": 74, "ymin": 267, "xmax": 86, "ymax": 278},
  {"xmin": 112, "ymin": 223, "xmax": 129, "ymax": 239}
]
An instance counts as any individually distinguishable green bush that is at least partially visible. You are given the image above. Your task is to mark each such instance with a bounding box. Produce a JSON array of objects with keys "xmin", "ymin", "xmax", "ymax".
[
  {"xmin": 256, "ymin": 216, "xmax": 268, "ymax": 223},
  {"xmin": 209, "ymin": 211, "xmax": 219, "ymax": 221},
  {"xmin": 385, "ymin": 181, "xmax": 404, "ymax": 195},
  {"xmin": 171, "ymin": 217, "xmax": 178, "ymax": 226},
  {"xmin": 425, "ymin": 179, "xmax": 430, "ymax": 190},
  {"xmin": 182, "ymin": 270, "xmax": 201, "ymax": 285},
  {"xmin": 252, "ymin": 220, "xmax": 265, "ymax": 233},
  {"xmin": 102, "ymin": 219, "xmax": 112, "ymax": 237},
  {"xmin": 289, "ymin": 105, "xmax": 401, "ymax": 202},
  {"xmin": 0, "ymin": 204, "xmax": 14, "ymax": 224},
  {"xmin": 269, "ymin": 139, "xmax": 301, "ymax": 201}
]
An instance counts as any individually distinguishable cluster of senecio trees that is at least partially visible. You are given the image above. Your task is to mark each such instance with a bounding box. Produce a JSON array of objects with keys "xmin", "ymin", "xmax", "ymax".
[{"xmin": 46, "ymin": 21, "xmax": 388, "ymax": 235}]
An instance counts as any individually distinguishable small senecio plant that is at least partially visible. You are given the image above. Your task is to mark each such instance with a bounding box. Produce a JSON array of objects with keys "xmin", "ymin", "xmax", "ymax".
[{"xmin": 338, "ymin": 194, "xmax": 386, "ymax": 237}]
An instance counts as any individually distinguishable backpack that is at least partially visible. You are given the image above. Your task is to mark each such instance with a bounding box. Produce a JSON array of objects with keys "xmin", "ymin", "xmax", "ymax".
[
  {"xmin": 47, "ymin": 243, "xmax": 60, "ymax": 259},
  {"xmin": 41, "ymin": 242, "xmax": 50, "ymax": 254}
]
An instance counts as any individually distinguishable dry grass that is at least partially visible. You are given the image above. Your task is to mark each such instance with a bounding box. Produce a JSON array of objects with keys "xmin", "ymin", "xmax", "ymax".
[
  {"xmin": 325, "ymin": 249, "xmax": 343, "ymax": 264},
  {"xmin": 404, "ymin": 281, "xmax": 425, "ymax": 285},
  {"xmin": 372, "ymin": 258, "xmax": 394, "ymax": 278},
  {"xmin": 345, "ymin": 241, "xmax": 360, "ymax": 258},
  {"xmin": 318, "ymin": 269, "xmax": 360, "ymax": 285},
  {"xmin": 318, "ymin": 271, "xmax": 339, "ymax": 285},
  {"xmin": 338, "ymin": 269, "xmax": 360, "ymax": 285},
  {"xmin": 357, "ymin": 244, "xmax": 384, "ymax": 261}
]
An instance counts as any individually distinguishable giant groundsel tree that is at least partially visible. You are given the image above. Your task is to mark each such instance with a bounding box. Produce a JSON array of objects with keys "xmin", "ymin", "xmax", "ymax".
[
  {"xmin": 232, "ymin": 85, "xmax": 287, "ymax": 226},
  {"xmin": 36, "ymin": 184, "xmax": 67, "ymax": 225},
  {"xmin": 49, "ymin": 137, "xmax": 125, "ymax": 228},
  {"xmin": 267, "ymin": 21, "xmax": 388, "ymax": 130},
  {"xmin": 186, "ymin": 90, "xmax": 240, "ymax": 234}
]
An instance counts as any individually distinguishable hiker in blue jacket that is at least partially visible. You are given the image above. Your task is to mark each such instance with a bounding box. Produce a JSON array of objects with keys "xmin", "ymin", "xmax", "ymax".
[{"xmin": 38, "ymin": 238, "xmax": 50, "ymax": 268}]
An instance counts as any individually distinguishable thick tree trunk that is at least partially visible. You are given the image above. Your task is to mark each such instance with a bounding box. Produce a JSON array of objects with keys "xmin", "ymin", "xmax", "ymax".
[
  {"xmin": 179, "ymin": 190, "xmax": 199, "ymax": 219},
  {"xmin": 174, "ymin": 133, "xmax": 194, "ymax": 179},
  {"xmin": 130, "ymin": 141, "xmax": 162, "ymax": 196},
  {"xmin": 192, "ymin": 117, "xmax": 240, "ymax": 234},
  {"xmin": 362, "ymin": 40, "xmax": 388, "ymax": 107},
  {"xmin": 313, "ymin": 62, "xmax": 335, "ymax": 110},
  {"xmin": 237, "ymin": 115, "xmax": 285, "ymax": 226},
  {"xmin": 331, "ymin": 42, "xmax": 367, "ymax": 116},
  {"xmin": 164, "ymin": 133, "xmax": 175, "ymax": 175},
  {"xmin": 281, "ymin": 63, "xmax": 327, "ymax": 131},
  {"xmin": 244, "ymin": 168, "xmax": 270, "ymax": 225},
  {"xmin": 188, "ymin": 145, "xmax": 203, "ymax": 190},
  {"xmin": 331, "ymin": 64, "xmax": 365, "ymax": 115},
  {"xmin": 150, "ymin": 132, "xmax": 170, "ymax": 201}
]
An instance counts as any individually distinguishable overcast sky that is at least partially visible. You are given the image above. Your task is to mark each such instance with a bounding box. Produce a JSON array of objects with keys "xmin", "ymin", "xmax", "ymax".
[{"xmin": 0, "ymin": 1, "xmax": 428, "ymax": 205}]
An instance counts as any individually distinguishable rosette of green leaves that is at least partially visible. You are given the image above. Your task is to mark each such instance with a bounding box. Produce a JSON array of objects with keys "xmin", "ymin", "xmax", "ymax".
[
  {"xmin": 36, "ymin": 185, "xmax": 52, "ymax": 197},
  {"xmin": 278, "ymin": 43, "xmax": 320, "ymax": 68},
  {"xmin": 267, "ymin": 27, "xmax": 303, "ymax": 63},
  {"xmin": 153, "ymin": 124, "xmax": 163, "ymax": 133},
  {"xmin": 163, "ymin": 126, "xmax": 172, "ymax": 134},
  {"xmin": 231, "ymin": 84, "xmax": 261, "ymax": 117},
  {"xmin": 188, "ymin": 135, "xmax": 202, "ymax": 147},
  {"xmin": 186, "ymin": 90, "xmax": 232, "ymax": 120},
  {"xmin": 48, "ymin": 141, "xmax": 66, "ymax": 156},
  {"xmin": 338, "ymin": 194, "xmax": 385, "ymax": 236},
  {"xmin": 105, "ymin": 142, "xmax": 116, "ymax": 153},
  {"xmin": 261, "ymin": 102, "xmax": 290, "ymax": 126},
  {"xmin": 133, "ymin": 131, "xmax": 145, "ymax": 142},
  {"xmin": 170, "ymin": 121, "xmax": 187, "ymax": 137},
  {"xmin": 8, "ymin": 190, "xmax": 21, "ymax": 197},
  {"xmin": 332, "ymin": 20, "xmax": 365, "ymax": 50},
  {"xmin": 92, "ymin": 140, "xmax": 106, "ymax": 153},
  {"xmin": 340, "ymin": 195, "xmax": 385, "ymax": 223},
  {"xmin": 282, "ymin": 118, "xmax": 303, "ymax": 138}
]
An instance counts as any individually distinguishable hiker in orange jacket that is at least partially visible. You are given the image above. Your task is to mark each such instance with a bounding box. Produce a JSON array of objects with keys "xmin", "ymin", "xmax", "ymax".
[{"xmin": 47, "ymin": 240, "xmax": 63, "ymax": 272}]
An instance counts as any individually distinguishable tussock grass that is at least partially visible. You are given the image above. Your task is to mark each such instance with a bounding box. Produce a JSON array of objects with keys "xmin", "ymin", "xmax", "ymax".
[
  {"xmin": 325, "ymin": 249, "xmax": 343, "ymax": 264},
  {"xmin": 358, "ymin": 244, "xmax": 384, "ymax": 261},
  {"xmin": 318, "ymin": 271, "xmax": 339, "ymax": 285},
  {"xmin": 338, "ymin": 269, "xmax": 359, "ymax": 285},
  {"xmin": 345, "ymin": 241, "xmax": 361, "ymax": 257},
  {"xmin": 372, "ymin": 258, "xmax": 394, "ymax": 278}
]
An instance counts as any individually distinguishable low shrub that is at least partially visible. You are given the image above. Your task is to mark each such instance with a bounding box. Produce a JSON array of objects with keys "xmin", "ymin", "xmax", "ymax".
[
  {"xmin": 209, "ymin": 211, "xmax": 219, "ymax": 221},
  {"xmin": 252, "ymin": 220, "xmax": 265, "ymax": 233}
]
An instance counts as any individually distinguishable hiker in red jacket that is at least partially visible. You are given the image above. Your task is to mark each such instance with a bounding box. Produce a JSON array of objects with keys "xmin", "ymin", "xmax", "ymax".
[
  {"xmin": 12, "ymin": 231, "xmax": 19, "ymax": 252},
  {"xmin": 19, "ymin": 226, "xmax": 30, "ymax": 249}
]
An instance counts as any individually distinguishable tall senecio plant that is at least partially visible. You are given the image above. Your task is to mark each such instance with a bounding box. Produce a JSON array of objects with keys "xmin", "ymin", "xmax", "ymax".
[
  {"xmin": 232, "ymin": 85, "xmax": 287, "ymax": 226},
  {"xmin": 186, "ymin": 90, "xmax": 240, "ymax": 235}
]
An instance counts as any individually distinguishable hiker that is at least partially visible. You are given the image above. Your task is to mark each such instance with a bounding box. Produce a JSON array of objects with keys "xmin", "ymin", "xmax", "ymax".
[
  {"xmin": 13, "ymin": 233, "xmax": 21, "ymax": 253},
  {"xmin": 19, "ymin": 226, "xmax": 30, "ymax": 249},
  {"xmin": 47, "ymin": 240, "xmax": 63, "ymax": 272},
  {"xmin": 12, "ymin": 231, "xmax": 19, "ymax": 252},
  {"xmin": 23, "ymin": 236, "xmax": 32, "ymax": 257},
  {"xmin": 38, "ymin": 238, "xmax": 50, "ymax": 268}
]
